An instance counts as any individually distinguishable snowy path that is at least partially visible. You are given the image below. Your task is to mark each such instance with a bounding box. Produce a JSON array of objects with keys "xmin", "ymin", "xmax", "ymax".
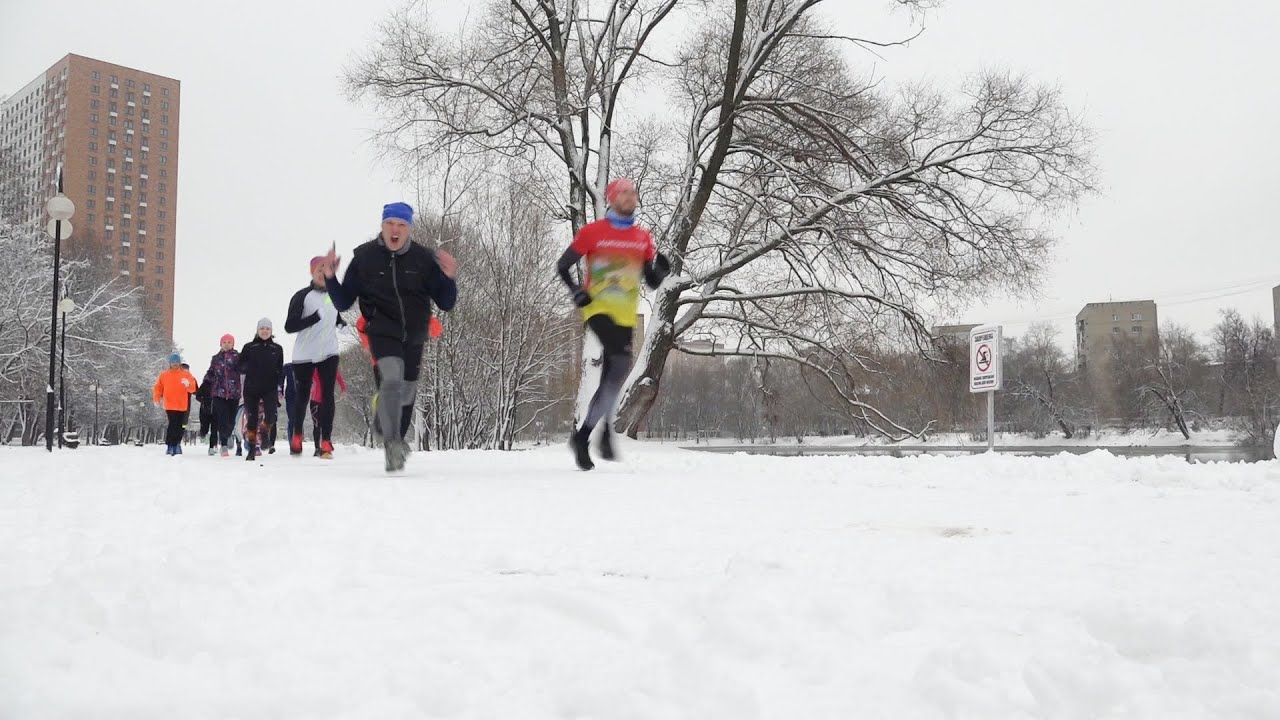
[{"xmin": 2, "ymin": 443, "xmax": 1279, "ymax": 718}]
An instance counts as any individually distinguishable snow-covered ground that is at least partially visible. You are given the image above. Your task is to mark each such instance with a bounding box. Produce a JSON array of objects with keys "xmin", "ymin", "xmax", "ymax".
[
  {"xmin": 672, "ymin": 428, "xmax": 1241, "ymax": 448},
  {"xmin": 3, "ymin": 442, "xmax": 1279, "ymax": 718}
]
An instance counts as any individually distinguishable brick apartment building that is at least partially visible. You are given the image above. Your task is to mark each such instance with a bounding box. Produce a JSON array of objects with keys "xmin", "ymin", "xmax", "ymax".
[{"xmin": 0, "ymin": 53, "xmax": 180, "ymax": 337}]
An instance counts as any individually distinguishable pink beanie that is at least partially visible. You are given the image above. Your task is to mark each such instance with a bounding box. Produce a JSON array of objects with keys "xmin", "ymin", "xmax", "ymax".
[
  {"xmin": 605, "ymin": 177, "xmax": 635, "ymax": 205},
  {"xmin": 220, "ymin": 334, "xmax": 234, "ymax": 345}
]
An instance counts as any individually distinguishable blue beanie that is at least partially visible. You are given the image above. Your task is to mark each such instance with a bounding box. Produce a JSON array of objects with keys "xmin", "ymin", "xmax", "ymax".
[
  {"xmin": 382, "ymin": 202, "xmax": 414, "ymax": 224},
  {"xmin": 168, "ymin": 352, "xmax": 182, "ymax": 364}
]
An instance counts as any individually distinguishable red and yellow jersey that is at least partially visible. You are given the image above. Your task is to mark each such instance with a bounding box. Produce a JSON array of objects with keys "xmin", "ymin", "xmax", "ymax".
[{"xmin": 571, "ymin": 218, "xmax": 655, "ymax": 327}]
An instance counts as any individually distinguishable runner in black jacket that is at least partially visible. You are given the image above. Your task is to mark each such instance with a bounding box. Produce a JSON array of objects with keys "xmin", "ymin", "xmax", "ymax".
[
  {"xmin": 237, "ymin": 318, "xmax": 285, "ymax": 461},
  {"xmin": 322, "ymin": 201, "xmax": 457, "ymax": 472}
]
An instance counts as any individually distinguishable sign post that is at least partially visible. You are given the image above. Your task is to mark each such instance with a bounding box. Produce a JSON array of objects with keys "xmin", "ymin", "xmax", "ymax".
[{"xmin": 969, "ymin": 325, "xmax": 1003, "ymax": 452}]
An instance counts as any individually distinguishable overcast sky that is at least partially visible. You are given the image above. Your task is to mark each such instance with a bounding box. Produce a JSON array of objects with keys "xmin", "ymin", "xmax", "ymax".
[{"xmin": 3, "ymin": 0, "xmax": 1279, "ymax": 375}]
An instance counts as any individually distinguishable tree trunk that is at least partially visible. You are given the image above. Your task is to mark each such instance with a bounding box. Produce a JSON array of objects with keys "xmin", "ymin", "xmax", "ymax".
[{"xmin": 615, "ymin": 286, "xmax": 681, "ymax": 438}]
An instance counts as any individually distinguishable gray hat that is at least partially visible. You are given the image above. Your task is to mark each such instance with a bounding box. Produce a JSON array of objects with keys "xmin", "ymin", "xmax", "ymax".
[{"xmin": 257, "ymin": 317, "xmax": 273, "ymax": 331}]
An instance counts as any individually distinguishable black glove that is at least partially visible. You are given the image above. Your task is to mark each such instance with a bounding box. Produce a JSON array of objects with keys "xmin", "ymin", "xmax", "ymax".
[
  {"xmin": 643, "ymin": 252, "xmax": 671, "ymax": 289},
  {"xmin": 572, "ymin": 290, "xmax": 592, "ymax": 307}
]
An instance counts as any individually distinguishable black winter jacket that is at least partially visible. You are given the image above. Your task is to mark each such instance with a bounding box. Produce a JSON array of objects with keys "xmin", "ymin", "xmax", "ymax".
[
  {"xmin": 237, "ymin": 336, "xmax": 285, "ymax": 395},
  {"xmin": 327, "ymin": 237, "xmax": 457, "ymax": 345}
]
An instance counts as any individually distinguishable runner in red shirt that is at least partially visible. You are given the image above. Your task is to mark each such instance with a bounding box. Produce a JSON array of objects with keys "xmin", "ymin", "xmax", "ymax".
[{"xmin": 556, "ymin": 178, "xmax": 670, "ymax": 470}]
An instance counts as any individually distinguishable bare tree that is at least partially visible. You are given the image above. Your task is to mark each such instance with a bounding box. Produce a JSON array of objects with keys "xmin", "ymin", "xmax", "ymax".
[
  {"xmin": 1004, "ymin": 323, "xmax": 1081, "ymax": 438},
  {"xmin": 1210, "ymin": 309, "xmax": 1279, "ymax": 445},
  {"xmin": 0, "ymin": 219, "xmax": 167, "ymax": 444},
  {"xmin": 1134, "ymin": 324, "xmax": 1206, "ymax": 439},
  {"xmin": 350, "ymin": 0, "xmax": 1096, "ymax": 440}
]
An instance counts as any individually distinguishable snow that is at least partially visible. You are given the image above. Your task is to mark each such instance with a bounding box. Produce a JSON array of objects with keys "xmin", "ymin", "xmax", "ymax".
[
  {"xmin": 3, "ymin": 442, "xmax": 1280, "ymax": 718},
  {"xmin": 679, "ymin": 428, "xmax": 1242, "ymax": 448}
]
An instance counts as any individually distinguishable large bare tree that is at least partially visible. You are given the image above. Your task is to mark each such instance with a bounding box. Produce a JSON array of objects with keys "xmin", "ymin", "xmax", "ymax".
[{"xmin": 349, "ymin": 0, "xmax": 1095, "ymax": 439}]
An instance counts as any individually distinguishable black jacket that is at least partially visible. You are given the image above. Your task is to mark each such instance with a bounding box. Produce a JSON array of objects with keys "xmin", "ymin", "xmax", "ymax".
[
  {"xmin": 327, "ymin": 237, "xmax": 457, "ymax": 345},
  {"xmin": 237, "ymin": 336, "xmax": 285, "ymax": 395}
]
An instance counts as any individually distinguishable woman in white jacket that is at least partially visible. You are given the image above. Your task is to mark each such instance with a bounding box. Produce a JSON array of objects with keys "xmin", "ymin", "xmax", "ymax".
[{"xmin": 284, "ymin": 256, "xmax": 344, "ymax": 458}]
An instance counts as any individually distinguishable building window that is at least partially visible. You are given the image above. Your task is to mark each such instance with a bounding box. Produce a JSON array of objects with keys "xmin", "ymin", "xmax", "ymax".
[
  {"xmin": 107, "ymin": 145, "xmax": 115, "ymax": 154},
  {"xmin": 1111, "ymin": 314, "xmax": 1119, "ymax": 322},
  {"xmin": 110, "ymin": 74, "xmax": 118, "ymax": 84},
  {"xmin": 106, "ymin": 201, "xmax": 114, "ymax": 211},
  {"xmin": 110, "ymin": 101, "xmax": 117, "ymax": 113},
  {"xmin": 90, "ymin": 113, "xmax": 98, "ymax": 123},
  {"xmin": 88, "ymin": 185, "xmax": 95, "ymax": 195},
  {"xmin": 162, "ymin": 87, "xmax": 169, "ymax": 97},
  {"xmin": 88, "ymin": 170, "xmax": 96, "ymax": 180},
  {"xmin": 88, "ymin": 213, "xmax": 95, "ymax": 224},
  {"xmin": 142, "ymin": 110, "xmax": 150, "ymax": 120},
  {"xmin": 1132, "ymin": 313, "xmax": 1143, "ymax": 321},
  {"xmin": 91, "ymin": 84, "xmax": 99, "ymax": 94},
  {"xmin": 159, "ymin": 210, "xmax": 167, "ymax": 220},
  {"xmin": 87, "ymin": 199, "xmax": 95, "ymax": 209},
  {"xmin": 90, "ymin": 127, "xmax": 98, "ymax": 137},
  {"xmin": 159, "ymin": 128, "xmax": 168, "ymax": 137},
  {"xmin": 108, "ymin": 117, "xmax": 116, "ymax": 127},
  {"xmin": 1112, "ymin": 327, "xmax": 1120, "ymax": 334},
  {"xmin": 93, "ymin": 71, "xmax": 100, "ymax": 80},
  {"xmin": 1132, "ymin": 326, "xmax": 1141, "ymax": 334},
  {"xmin": 141, "ymin": 150, "xmax": 149, "ymax": 160},
  {"xmin": 91, "ymin": 99, "xmax": 99, "ymax": 109},
  {"xmin": 161, "ymin": 115, "xmax": 169, "ymax": 125},
  {"xmin": 105, "ymin": 229, "xmax": 113, "ymax": 240},
  {"xmin": 110, "ymin": 88, "xmax": 118, "ymax": 99},
  {"xmin": 143, "ymin": 96, "xmax": 150, "ymax": 106},
  {"xmin": 89, "ymin": 142, "xmax": 97, "ymax": 152},
  {"xmin": 159, "ymin": 156, "xmax": 166, "ymax": 165},
  {"xmin": 160, "ymin": 142, "xmax": 168, "ymax": 151},
  {"xmin": 158, "ymin": 182, "xmax": 166, "ymax": 193},
  {"xmin": 126, "ymin": 106, "xmax": 134, "ymax": 117},
  {"xmin": 140, "ymin": 192, "xmax": 147, "ymax": 203},
  {"xmin": 160, "ymin": 169, "xmax": 167, "ymax": 178},
  {"xmin": 143, "ymin": 83, "xmax": 150, "ymax": 92}
]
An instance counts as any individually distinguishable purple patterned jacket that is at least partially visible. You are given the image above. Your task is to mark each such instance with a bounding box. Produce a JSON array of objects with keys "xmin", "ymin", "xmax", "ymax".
[{"xmin": 204, "ymin": 349, "xmax": 242, "ymax": 400}]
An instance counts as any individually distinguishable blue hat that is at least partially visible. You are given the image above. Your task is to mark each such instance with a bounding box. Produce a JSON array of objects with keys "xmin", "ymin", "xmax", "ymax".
[
  {"xmin": 382, "ymin": 202, "xmax": 414, "ymax": 225},
  {"xmin": 168, "ymin": 352, "xmax": 182, "ymax": 364}
]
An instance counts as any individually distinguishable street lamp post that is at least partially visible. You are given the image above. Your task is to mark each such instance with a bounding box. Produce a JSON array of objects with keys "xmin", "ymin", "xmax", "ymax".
[
  {"xmin": 57, "ymin": 297, "xmax": 75, "ymax": 449},
  {"xmin": 89, "ymin": 383, "xmax": 100, "ymax": 446},
  {"xmin": 44, "ymin": 167, "xmax": 74, "ymax": 452}
]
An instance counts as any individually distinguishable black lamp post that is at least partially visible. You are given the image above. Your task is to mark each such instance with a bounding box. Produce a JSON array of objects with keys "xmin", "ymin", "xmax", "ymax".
[
  {"xmin": 57, "ymin": 297, "xmax": 75, "ymax": 448},
  {"xmin": 89, "ymin": 382, "xmax": 100, "ymax": 446},
  {"xmin": 45, "ymin": 167, "xmax": 75, "ymax": 452}
]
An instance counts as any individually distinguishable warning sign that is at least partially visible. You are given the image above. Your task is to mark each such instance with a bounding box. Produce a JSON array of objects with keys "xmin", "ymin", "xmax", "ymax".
[{"xmin": 969, "ymin": 325, "xmax": 1003, "ymax": 393}]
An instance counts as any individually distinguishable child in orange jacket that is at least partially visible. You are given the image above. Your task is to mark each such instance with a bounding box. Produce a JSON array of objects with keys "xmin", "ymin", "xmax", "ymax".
[{"xmin": 154, "ymin": 352, "xmax": 200, "ymax": 456}]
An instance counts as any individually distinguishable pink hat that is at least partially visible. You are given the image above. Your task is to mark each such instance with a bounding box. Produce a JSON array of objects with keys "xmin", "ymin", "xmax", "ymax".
[
  {"xmin": 605, "ymin": 177, "xmax": 635, "ymax": 206},
  {"xmin": 220, "ymin": 334, "xmax": 234, "ymax": 345}
]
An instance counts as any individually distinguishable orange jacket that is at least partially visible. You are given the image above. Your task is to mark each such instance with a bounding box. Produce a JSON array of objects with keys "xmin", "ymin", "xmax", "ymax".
[{"xmin": 153, "ymin": 368, "xmax": 200, "ymax": 411}]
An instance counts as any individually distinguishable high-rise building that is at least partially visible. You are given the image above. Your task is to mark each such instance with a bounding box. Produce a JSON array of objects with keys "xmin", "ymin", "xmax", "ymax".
[
  {"xmin": 1, "ymin": 54, "xmax": 180, "ymax": 337},
  {"xmin": 1075, "ymin": 300, "xmax": 1158, "ymax": 415}
]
